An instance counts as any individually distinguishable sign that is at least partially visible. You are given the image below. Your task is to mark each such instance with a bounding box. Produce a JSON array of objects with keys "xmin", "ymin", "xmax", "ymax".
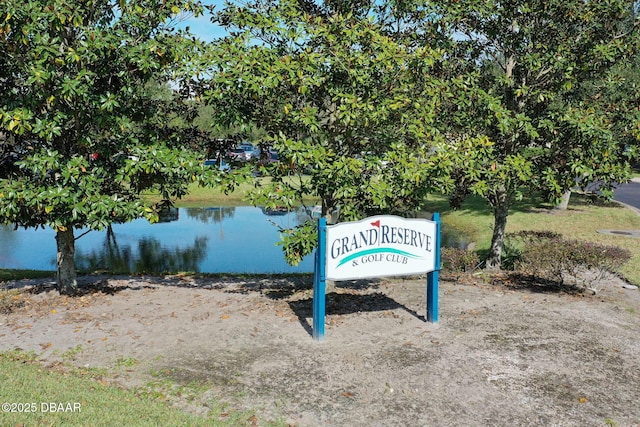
[
  {"xmin": 312, "ymin": 214, "xmax": 441, "ymax": 341},
  {"xmin": 325, "ymin": 215, "xmax": 437, "ymax": 280}
]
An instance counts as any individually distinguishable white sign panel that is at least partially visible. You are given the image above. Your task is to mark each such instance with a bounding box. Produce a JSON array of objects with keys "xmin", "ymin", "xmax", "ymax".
[{"xmin": 325, "ymin": 215, "xmax": 437, "ymax": 281}]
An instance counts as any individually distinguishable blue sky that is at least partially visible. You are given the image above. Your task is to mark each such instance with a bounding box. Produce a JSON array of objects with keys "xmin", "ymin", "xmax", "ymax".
[{"xmin": 176, "ymin": 0, "xmax": 228, "ymax": 42}]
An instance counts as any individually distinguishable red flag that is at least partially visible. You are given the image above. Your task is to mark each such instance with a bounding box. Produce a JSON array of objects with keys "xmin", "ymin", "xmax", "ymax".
[{"xmin": 370, "ymin": 220, "xmax": 380, "ymax": 228}]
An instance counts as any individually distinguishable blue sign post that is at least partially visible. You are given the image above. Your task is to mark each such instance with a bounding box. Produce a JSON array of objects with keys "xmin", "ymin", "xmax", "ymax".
[
  {"xmin": 313, "ymin": 214, "xmax": 440, "ymax": 341},
  {"xmin": 426, "ymin": 213, "xmax": 441, "ymax": 322},
  {"xmin": 313, "ymin": 218, "xmax": 327, "ymax": 341}
]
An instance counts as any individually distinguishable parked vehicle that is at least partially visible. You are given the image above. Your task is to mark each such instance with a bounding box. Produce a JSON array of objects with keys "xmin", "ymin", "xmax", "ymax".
[
  {"xmin": 203, "ymin": 158, "xmax": 231, "ymax": 172},
  {"xmin": 227, "ymin": 148, "xmax": 245, "ymax": 161},
  {"xmin": 228, "ymin": 147, "xmax": 254, "ymax": 162},
  {"xmin": 237, "ymin": 143, "xmax": 260, "ymax": 160}
]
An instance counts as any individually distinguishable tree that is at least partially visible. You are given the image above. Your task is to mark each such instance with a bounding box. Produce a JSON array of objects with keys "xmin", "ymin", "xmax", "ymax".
[
  {"xmin": 0, "ymin": 0, "xmax": 231, "ymax": 294},
  {"xmin": 421, "ymin": 0, "xmax": 640, "ymax": 268},
  {"xmin": 200, "ymin": 0, "xmax": 448, "ymax": 264}
]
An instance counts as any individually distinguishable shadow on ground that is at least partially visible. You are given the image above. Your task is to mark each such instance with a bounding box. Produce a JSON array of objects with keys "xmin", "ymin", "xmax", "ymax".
[{"xmin": 288, "ymin": 292, "xmax": 423, "ymax": 337}]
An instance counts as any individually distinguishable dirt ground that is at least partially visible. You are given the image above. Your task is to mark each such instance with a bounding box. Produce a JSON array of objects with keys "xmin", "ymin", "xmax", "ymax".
[{"xmin": 1, "ymin": 272, "xmax": 640, "ymax": 427}]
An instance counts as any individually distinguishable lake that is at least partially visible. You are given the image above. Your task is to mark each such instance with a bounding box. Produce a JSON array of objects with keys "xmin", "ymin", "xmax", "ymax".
[{"xmin": 0, "ymin": 207, "xmax": 469, "ymax": 274}]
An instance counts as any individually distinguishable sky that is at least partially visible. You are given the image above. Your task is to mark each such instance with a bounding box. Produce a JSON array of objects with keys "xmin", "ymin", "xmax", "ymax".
[{"xmin": 176, "ymin": 0, "xmax": 228, "ymax": 42}]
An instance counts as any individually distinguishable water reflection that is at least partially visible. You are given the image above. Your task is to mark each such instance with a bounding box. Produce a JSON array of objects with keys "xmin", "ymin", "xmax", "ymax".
[
  {"xmin": 185, "ymin": 206, "xmax": 236, "ymax": 224},
  {"xmin": 0, "ymin": 207, "xmax": 470, "ymax": 274},
  {"xmin": 76, "ymin": 232, "xmax": 209, "ymax": 274},
  {"xmin": 75, "ymin": 206, "xmax": 313, "ymax": 274}
]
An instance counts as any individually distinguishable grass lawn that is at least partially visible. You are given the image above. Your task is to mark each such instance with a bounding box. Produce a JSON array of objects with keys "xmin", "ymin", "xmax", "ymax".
[
  {"xmin": 0, "ymin": 351, "xmax": 283, "ymax": 427},
  {"xmin": 0, "ymin": 269, "xmax": 54, "ymax": 281},
  {"xmin": 142, "ymin": 180, "xmax": 257, "ymax": 207},
  {"xmin": 143, "ymin": 175, "xmax": 317, "ymax": 208}
]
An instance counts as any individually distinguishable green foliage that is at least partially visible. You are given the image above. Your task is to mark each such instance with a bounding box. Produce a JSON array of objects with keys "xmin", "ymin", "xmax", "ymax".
[
  {"xmin": 273, "ymin": 220, "xmax": 318, "ymax": 267},
  {"xmin": 0, "ymin": 0, "xmax": 213, "ymax": 227},
  {"xmin": 0, "ymin": 0, "xmax": 238, "ymax": 291},
  {"xmin": 203, "ymin": 0, "xmax": 640, "ymax": 269},
  {"xmin": 423, "ymin": 0, "xmax": 640, "ymax": 267},
  {"xmin": 203, "ymin": 0, "xmax": 449, "ymax": 264}
]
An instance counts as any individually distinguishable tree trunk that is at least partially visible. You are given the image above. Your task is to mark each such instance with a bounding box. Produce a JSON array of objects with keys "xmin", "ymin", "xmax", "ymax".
[
  {"xmin": 486, "ymin": 188, "xmax": 509, "ymax": 270},
  {"xmin": 555, "ymin": 190, "xmax": 571, "ymax": 210},
  {"xmin": 55, "ymin": 227, "xmax": 78, "ymax": 295},
  {"xmin": 322, "ymin": 197, "xmax": 339, "ymax": 224}
]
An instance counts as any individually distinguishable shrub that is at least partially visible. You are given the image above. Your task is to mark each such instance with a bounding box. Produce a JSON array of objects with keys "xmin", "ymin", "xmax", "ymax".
[
  {"xmin": 502, "ymin": 231, "xmax": 563, "ymax": 270},
  {"xmin": 513, "ymin": 231, "xmax": 631, "ymax": 293},
  {"xmin": 564, "ymin": 240, "xmax": 632, "ymax": 293},
  {"xmin": 441, "ymin": 247, "xmax": 480, "ymax": 274}
]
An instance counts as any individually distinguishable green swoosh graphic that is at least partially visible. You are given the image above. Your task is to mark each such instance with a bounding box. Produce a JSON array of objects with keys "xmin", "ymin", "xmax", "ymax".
[{"xmin": 336, "ymin": 248, "xmax": 422, "ymax": 268}]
